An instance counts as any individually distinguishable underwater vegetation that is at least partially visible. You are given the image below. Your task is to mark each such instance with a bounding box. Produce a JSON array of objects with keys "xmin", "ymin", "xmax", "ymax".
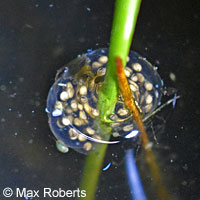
[
  {"xmin": 46, "ymin": 48, "xmax": 163, "ymax": 154},
  {"xmin": 46, "ymin": 0, "xmax": 179, "ymax": 199}
]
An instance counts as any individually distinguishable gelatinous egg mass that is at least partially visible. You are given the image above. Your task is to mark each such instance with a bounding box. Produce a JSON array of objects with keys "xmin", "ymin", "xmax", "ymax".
[{"xmin": 46, "ymin": 48, "xmax": 163, "ymax": 154}]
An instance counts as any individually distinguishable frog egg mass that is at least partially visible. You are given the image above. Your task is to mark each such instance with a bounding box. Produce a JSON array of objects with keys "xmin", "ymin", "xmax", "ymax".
[{"xmin": 46, "ymin": 48, "xmax": 163, "ymax": 154}]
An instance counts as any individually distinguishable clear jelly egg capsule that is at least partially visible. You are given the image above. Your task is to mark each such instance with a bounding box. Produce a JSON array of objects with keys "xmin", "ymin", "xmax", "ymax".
[{"xmin": 46, "ymin": 48, "xmax": 163, "ymax": 154}]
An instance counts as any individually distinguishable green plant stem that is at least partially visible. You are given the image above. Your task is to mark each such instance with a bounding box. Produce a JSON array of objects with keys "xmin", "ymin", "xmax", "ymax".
[
  {"xmin": 80, "ymin": 144, "xmax": 108, "ymax": 200},
  {"xmin": 80, "ymin": 1, "xmax": 142, "ymax": 200},
  {"xmin": 98, "ymin": 0, "xmax": 142, "ymax": 122},
  {"xmin": 80, "ymin": 122, "xmax": 111, "ymax": 200}
]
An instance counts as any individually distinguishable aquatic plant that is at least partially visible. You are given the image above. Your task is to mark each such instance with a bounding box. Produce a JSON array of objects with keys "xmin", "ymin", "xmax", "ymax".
[
  {"xmin": 80, "ymin": 0, "xmax": 142, "ymax": 199},
  {"xmin": 46, "ymin": 0, "xmax": 176, "ymax": 199}
]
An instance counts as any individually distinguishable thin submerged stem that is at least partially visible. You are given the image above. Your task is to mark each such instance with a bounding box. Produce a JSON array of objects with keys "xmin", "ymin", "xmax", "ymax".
[{"xmin": 116, "ymin": 56, "xmax": 173, "ymax": 200}]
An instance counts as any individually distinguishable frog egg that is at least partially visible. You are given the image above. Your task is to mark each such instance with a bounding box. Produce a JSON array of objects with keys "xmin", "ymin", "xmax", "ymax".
[
  {"xmin": 79, "ymin": 85, "xmax": 88, "ymax": 96},
  {"xmin": 56, "ymin": 140, "xmax": 69, "ymax": 153},
  {"xmin": 46, "ymin": 48, "xmax": 163, "ymax": 154},
  {"xmin": 98, "ymin": 56, "xmax": 108, "ymax": 64}
]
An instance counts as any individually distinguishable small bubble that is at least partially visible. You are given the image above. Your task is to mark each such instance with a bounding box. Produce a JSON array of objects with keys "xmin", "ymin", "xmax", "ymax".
[
  {"xmin": 35, "ymin": 4, "xmax": 39, "ymax": 7},
  {"xmin": 182, "ymin": 164, "xmax": 188, "ymax": 171},
  {"xmin": 181, "ymin": 181, "xmax": 187, "ymax": 186},
  {"xmin": 154, "ymin": 66, "xmax": 159, "ymax": 70},
  {"xmin": 1, "ymin": 118, "xmax": 5, "ymax": 122},
  {"xmin": 32, "ymin": 110, "xmax": 35, "ymax": 113},
  {"xmin": 0, "ymin": 85, "xmax": 6, "ymax": 91},
  {"xmin": 24, "ymin": 24, "xmax": 34, "ymax": 29},
  {"xmin": 28, "ymin": 139, "xmax": 33, "ymax": 144},
  {"xmin": 49, "ymin": 3, "xmax": 54, "ymax": 7},
  {"xmin": 86, "ymin": 7, "xmax": 91, "ymax": 11},
  {"xmin": 18, "ymin": 77, "xmax": 24, "ymax": 82},
  {"xmin": 169, "ymin": 72, "xmax": 176, "ymax": 82},
  {"xmin": 14, "ymin": 132, "xmax": 18, "ymax": 136},
  {"xmin": 17, "ymin": 112, "xmax": 22, "ymax": 118},
  {"xmin": 10, "ymin": 93, "xmax": 17, "ymax": 98},
  {"xmin": 155, "ymin": 60, "xmax": 160, "ymax": 65},
  {"xmin": 35, "ymin": 101, "xmax": 41, "ymax": 107},
  {"xmin": 56, "ymin": 141, "xmax": 69, "ymax": 153},
  {"xmin": 8, "ymin": 108, "xmax": 12, "ymax": 111}
]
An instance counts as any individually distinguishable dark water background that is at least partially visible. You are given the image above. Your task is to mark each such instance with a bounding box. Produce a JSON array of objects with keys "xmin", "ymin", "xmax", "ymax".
[{"xmin": 0, "ymin": 0, "xmax": 199, "ymax": 199}]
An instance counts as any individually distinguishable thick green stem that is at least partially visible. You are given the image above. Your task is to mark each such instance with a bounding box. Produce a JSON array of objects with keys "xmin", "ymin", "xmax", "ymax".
[
  {"xmin": 98, "ymin": 0, "xmax": 142, "ymax": 122},
  {"xmin": 79, "ymin": 1, "xmax": 142, "ymax": 200}
]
